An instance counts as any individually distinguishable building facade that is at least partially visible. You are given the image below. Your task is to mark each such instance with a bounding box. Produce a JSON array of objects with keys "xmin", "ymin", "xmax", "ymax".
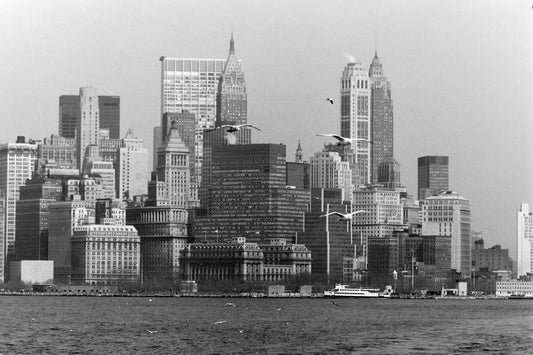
[
  {"xmin": 216, "ymin": 34, "xmax": 247, "ymax": 126},
  {"xmin": 472, "ymin": 239, "xmax": 512, "ymax": 272},
  {"xmin": 0, "ymin": 139, "xmax": 38, "ymax": 282},
  {"xmin": 421, "ymin": 191, "xmax": 471, "ymax": 274},
  {"xmin": 418, "ymin": 156, "xmax": 449, "ymax": 200},
  {"xmin": 39, "ymin": 135, "xmax": 77, "ymax": 169},
  {"xmin": 340, "ymin": 61, "xmax": 371, "ymax": 188},
  {"xmin": 116, "ymin": 129, "xmax": 149, "ymax": 200},
  {"xmin": 369, "ymin": 52, "xmax": 393, "ymax": 184},
  {"xmin": 71, "ymin": 224, "xmax": 140, "ymax": 285},
  {"xmin": 310, "ymin": 151, "xmax": 353, "ymax": 203},
  {"xmin": 377, "ymin": 156, "xmax": 401, "ymax": 189},
  {"xmin": 517, "ymin": 203, "xmax": 533, "ymax": 277},
  {"xmin": 195, "ymin": 144, "xmax": 310, "ymax": 243}
]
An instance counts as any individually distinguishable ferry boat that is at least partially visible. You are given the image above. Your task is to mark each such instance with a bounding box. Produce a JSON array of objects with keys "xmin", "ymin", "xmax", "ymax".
[{"xmin": 324, "ymin": 284, "xmax": 392, "ymax": 298}]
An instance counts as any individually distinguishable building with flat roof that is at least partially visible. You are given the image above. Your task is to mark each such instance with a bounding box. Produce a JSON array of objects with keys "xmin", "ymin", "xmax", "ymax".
[
  {"xmin": 0, "ymin": 139, "xmax": 38, "ymax": 282},
  {"xmin": 472, "ymin": 239, "xmax": 512, "ymax": 272},
  {"xmin": 421, "ymin": 191, "xmax": 471, "ymax": 274},
  {"xmin": 195, "ymin": 144, "xmax": 310, "ymax": 243},
  {"xmin": 517, "ymin": 203, "xmax": 533, "ymax": 277},
  {"xmin": 116, "ymin": 129, "xmax": 149, "ymax": 200},
  {"xmin": 310, "ymin": 150, "xmax": 353, "ymax": 202},
  {"xmin": 417, "ymin": 156, "xmax": 449, "ymax": 200}
]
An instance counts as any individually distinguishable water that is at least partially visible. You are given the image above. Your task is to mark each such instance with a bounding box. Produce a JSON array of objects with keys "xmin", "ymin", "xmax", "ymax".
[{"xmin": 0, "ymin": 296, "xmax": 532, "ymax": 354}]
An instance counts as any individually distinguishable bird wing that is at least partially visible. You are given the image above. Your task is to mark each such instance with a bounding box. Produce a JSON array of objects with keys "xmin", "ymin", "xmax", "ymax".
[
  {"xmin": 349, "ymin": 210, "xmax": 367, "ymax": 216},
  {"xmin": 320, "ymin": 212, "xmax": 344, "ymax": 218},
  {"xmin": 242, "ymin": 124, "xmax": 262, "ymax": 131},
  {"xmin": 220, "ymin": 125, "xmax": 235, "ymax": 129},
  {"xmin": 316, "ymin": 133, "xmax": 344, "ymax": 141}
]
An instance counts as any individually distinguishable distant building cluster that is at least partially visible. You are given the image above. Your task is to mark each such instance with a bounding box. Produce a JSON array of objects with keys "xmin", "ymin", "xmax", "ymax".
[{"xmin": 0, "ymin": 36, "xmax": 530, "ymax": 296}]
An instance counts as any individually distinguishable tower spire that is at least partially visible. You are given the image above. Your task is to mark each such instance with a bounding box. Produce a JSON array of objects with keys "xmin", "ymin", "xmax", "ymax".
[{"xmin": 229, "ymin": 33, "xmax": 235, "ymax": 54}]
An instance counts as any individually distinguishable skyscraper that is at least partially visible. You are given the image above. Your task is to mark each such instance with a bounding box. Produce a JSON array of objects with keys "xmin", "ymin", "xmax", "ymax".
[
  {"xmin": 517, "ymin": 203, "xmax": 533, "ymax": 277},
  {"xmin": 340, "ymin": 61, "xmax": 371, "ymax": 189},
  {"xmin": 155, "ymin": 122, "xmax": 190, "ymax": 209},
  {"xmin": 159, "ymin": 56, "xmax": 228, "ymax": 197},
  {"xmin": 310, "ymin": 150, "xmax": 353, "ymax": 203},
  {"xmin": 377, "ymin": 156, "xmax": 401, "ymax": 189},
  {"xmin": 59, "ymin": 93, "xmax": 120, "ymax": 140},
  {"xmin": 77, "ymin": 87, "xmax": 100, "ymax": 173},
  {"xmin": 195, "ymin": 144, "xmax": 310, "ymax": 242},
  {"xmin": 216, "ymin": 34, "xmax": 247, "ymax": 126},
  {"xmin": 421, "ymin": 191, "xmax": 471, "ymax": 274},
  {"xmin": 0, "ymin": 138, "xmax": 38, "ymax": 282},
  {"xmin": 116, "ymin": 129, "xmax": 149, "ymax": 200},
  {"xmin": 369, "ymin": 51, "xmax": 394, "ymax": 184},
  {"xmin": 418, "ymin": 156, "xmax": 449, "ymax": 200}
]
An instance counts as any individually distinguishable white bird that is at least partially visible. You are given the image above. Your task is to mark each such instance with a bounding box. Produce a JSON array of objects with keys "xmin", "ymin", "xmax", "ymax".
[
  {"xmin": 225, "ymin": 302, "xmax": 236, "ymax": 307},
  {"xmin": 214, "ymin": 320, "xmax": 228, "ymax": 325},
  {"xmin": 316, "ymin": 133, "xmax": 372, "ymax": 146},
  {"xmin": 146, "ymin": 329, "xmax": 158, "ymax": 334},
  {"xmin": 218, "ymin": 124, "xmax": 262, "ymax": 133},
  {"xmin": 319, "ymin": 210, "xmax": 368, "ymax": 221},
  {"xmin": 325, "ymin": 97, "xmax": 334, "ymax": 104}
]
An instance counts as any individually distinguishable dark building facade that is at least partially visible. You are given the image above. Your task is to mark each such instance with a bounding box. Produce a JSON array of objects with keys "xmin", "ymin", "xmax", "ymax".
[
  {"xmin": 417, "ymin": 156, "xmax": 449, "ymax": 200},
  {"xmin": 216, "ymin": 34, "xmax": 247, "ymax": 126},
  {"xmin": 286, "ymin": 162, "xmax": 310, "ymax": 189},
  {"xmin": 15, "ymin": 180, "xmax": 62, "ymax": 261},
  {"xmin": 59, "ymin": 94, "xmax": 120, "ymax": 140},
  {"xmin": 369, "ymin": 52, "xmax": 394, "ymax": 184},
  {"xmin": 377, "ymin": 156, "xmax": 401, "ymax": 189},
  {"xmin": 472, "ymin": 239, "xmax": 512, "ymax": 272},
  {"xmin": 196, "ymin": 144, "xmax": 310, "ymax": 243},
  {"xmin": 367, "ymin": 231, "xmax": 451, "ymax": 290},
  {"xmin": 298, "ymin": 188, "xmax": 355, "ymax": 282}
]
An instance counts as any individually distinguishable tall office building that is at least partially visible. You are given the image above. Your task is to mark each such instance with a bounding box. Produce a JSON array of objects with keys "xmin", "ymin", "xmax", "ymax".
[
  {"xmin": 59, "ymin": 92, "xmax": 120, "ymax": 140},
  {"xmin": 310, "ymin": 150, "xmax": 353, "ymax": 203},
  {"xmin": 160, "ymin": 56, "xmax": 229, "ymax": 197},
  {"xmin": 0, "ymin": 139, "xmax": 38, "ymax": 282},
  {"xmin": 201, "ymin": 127, "xmax": 251, "ymax": 208},
  {"xmin": 155, "ymin": 123, "xmax": 190, "ymax": 209},
  {"xmin": 15, "ymin": 179, "xmax": 62, "ymax": 261},
  {"xmin": 195, "ymin": 144, "xmax": 310, "ymax": 242},
  {"xmin": 340, "ymin": 61, "xmax": 371, "ymax": 189},
  {"xmin": 418, "ymin": 156, "xmax": 449, "ymax": 200},
  {"xmin": 162, "ymin": 111, "xmax": 197, "ymax": 205},
  {"xmin": 116, "ymin": 129, "xmax": 149, "ymax": 200},
  {"xmin": 352, "ymin": 186, "xmax": 406, "ymax": 265},
  {"xmin": 517, "ymin": 203, "xmax": 533, "ymax": 277},
  {"xmin": 369, "ymin": 52, "xmax": 393, "ymax": 184},
  {"xmin": 421, "ymin": 191, "xmax": 471, "ymax": 274},
  {"xmin": 77, "ymin": 87, "xmax": 100, "ymax": 173},
  {"xmin": 216, "ymin": 34, "xmax": 247, "ymax": 125},
  {"xmin": 377, "ymin": 156, "xmax": 401, "ymax": 189}
]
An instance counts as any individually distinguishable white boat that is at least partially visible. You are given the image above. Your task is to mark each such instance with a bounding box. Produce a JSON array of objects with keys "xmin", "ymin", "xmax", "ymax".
[{"xmin": 324, "ymin": 284, "xmax": 392, "ymax": 298}]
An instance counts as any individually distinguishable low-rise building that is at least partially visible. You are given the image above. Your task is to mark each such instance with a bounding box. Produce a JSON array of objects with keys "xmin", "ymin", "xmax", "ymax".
[{"xmin": 496, "ymin": 280, "xmax": 533, "ymax": 296}]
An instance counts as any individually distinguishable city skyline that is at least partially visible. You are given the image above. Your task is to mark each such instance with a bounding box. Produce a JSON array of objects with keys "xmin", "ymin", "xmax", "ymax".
[{"xmin": 0, "ymin": 0, "xmax": 532, "ymax": 256}]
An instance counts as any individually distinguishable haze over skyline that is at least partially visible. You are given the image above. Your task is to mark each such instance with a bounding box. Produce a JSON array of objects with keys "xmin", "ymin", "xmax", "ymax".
[{"xmin": 1, "ymin": 0, "xmax": 532, "ymax": 256}]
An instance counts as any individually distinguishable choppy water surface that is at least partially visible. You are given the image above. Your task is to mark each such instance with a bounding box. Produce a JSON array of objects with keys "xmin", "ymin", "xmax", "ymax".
[{"xmin": 0, "ymin": 296, "xmax": 532, "ymax": 354}]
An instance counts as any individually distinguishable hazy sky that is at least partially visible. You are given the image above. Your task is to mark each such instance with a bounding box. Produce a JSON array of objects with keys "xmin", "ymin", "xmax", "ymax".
[{"xmin": 1, "ymin": 0, "xmax": 532, "ymax": 256}]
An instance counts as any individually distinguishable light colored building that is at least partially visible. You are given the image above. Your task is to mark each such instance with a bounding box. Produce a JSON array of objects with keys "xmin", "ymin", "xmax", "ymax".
[
  {"xmin": 310, "ymin": 150, "xmax": 353, "ymax": 202},
  {"xmin": 39, "ymin": 134, "xmax": 77, "ymax": 169},
  {"xmin": 86, "ymin": 161, "xmax": 115, "ymax": 199},
  {"xmin": 77, "ymin": 87, "xmax": 100, "ymax": 173},
  {"xmin": 517, "ymin": 203, "xmax": 533, "ymax": 277},
  {"xmin": 9, "ymin": 260, "xmax": 54, "ymax": 285},
  {"xmin": 421, "ymin": 191, "xmax": 471, "ymax": 274},
  {"xmin": 155, "ymin": 123, "xmax": 190, "ymax": 209},
  {"xmin": 160, "ymin": 56, "xmax": 230, "ymax": 195},
  {"xmin": 71, "ymin": 224, "xmax": 140, "ymax": 285},
  {"xmin": 340, "ymin": 60, "xmax": 371, "ymax": 188},
  {"xmin": 352, "ymin": 186, "xmax": 406, "ymax": 264},
  {"xmin": 0, "ymin": 139, "xmax": 38, "ymax": 282},
  {"xmin": 496, "ymin": 280, "xmax": 533, "ymax": 296},
  {"xmin": 116, "ymin": 129, "xmax": 149, "ymax": 200}
]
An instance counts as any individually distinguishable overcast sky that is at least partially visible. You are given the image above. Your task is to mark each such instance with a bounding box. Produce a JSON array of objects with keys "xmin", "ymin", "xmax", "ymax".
[{"xmin": 1, "ymin": 0, "xmax": 532, "ymax": 256}]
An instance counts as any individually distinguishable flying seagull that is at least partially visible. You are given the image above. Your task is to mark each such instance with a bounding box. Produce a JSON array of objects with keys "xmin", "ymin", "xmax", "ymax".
[
  {"xmin": 146, "ymin": 329, "xmax": 158, "ymax": 334},
  {"xmin": 316, "ymin": 133, "xmax": 372, "ymax": 146},
  {"xmin": 319, "ymin": 210, "xmax": 368, "ymax": 221},
  {"xmin": 218, "ymin": 124, "xmax": 262, "ymax": 133},
  {"xmin": 325, "ymin": 97, "xmax": 334, "ymax": 104},
  {"xmin": 214, "ymin": 320, "xmax": 228, "ymax": 325}
]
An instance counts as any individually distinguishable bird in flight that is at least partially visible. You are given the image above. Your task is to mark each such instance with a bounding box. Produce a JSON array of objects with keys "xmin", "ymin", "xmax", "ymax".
[
  {"xmin": 210, "ymin": 124, "xmax": 262, "ymax": 133},
  {"xmin": 319, "ymin": 210, "xmax": 367, "ymax": 221},
  {"xmin": 214, "ymin": 320, "xmax": 228, "ymax": 324},
  {"xmin": 325, "ymin": 97, "xmax": 334, "ymax": 104},
  {"xmin": 331, "ymin": 301, "xmax": 340, "ymax": 307},
  {"xmin": 316, "ymin": 133, "xmax": 372, "ymax": 146},
  {"xmin": 146, "ymin": 329, "xmax": 158, "ymax": 334}
]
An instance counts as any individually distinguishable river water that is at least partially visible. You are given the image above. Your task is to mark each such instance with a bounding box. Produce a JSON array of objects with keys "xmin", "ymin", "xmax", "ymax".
[{"xmin": 0, "ymin": 296, "xmax": 532, "ymax": 354}]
